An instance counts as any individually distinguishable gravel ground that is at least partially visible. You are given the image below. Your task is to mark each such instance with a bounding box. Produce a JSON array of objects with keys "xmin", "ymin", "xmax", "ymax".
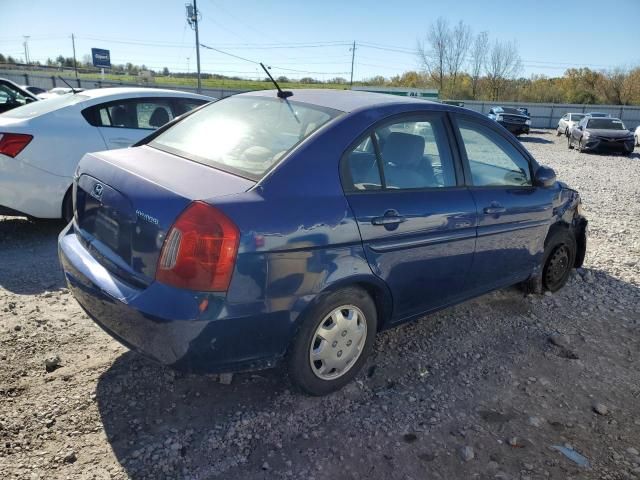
[{"xmin": 1, "ymin": 130, "xmax": 639, "ymax": 480}]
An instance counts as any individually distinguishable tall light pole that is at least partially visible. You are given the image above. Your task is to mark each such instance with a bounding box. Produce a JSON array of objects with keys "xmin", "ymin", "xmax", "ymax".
[
  {"xmin": 186, "ymin": 2, "xmax": 202, "ymax": 92},
  {"xmin": 349, "ymin": 41, "xmax": 356, "ymax": 88},
  {"xmin": 23, "ymin": 36, "xmax": 30, "ymax": 64}
]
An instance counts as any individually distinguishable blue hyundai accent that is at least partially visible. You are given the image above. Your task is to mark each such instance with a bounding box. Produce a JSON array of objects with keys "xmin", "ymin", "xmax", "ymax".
[{"xmin": 58, "ymin": 89, "xmax": 587, "ymax": 395}]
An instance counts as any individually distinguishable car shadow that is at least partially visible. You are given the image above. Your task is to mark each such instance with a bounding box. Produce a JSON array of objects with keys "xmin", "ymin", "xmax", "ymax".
[
  {"xmin": 519, "ymin": 136, "xmax": 553, "ymax": 144},
  {"xmin": 0, "ymin": 216, "xmax": 67, "ymax": 294},
  {"xmin": 92, "ymin": 267, "xmax": 640, "ymax": 479},
  {"xmin": 95, "ymin": 351, "xmax": 290, "ymax": 477}
]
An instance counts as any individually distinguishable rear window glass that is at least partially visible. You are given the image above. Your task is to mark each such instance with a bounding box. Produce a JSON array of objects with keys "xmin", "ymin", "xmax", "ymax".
[
  {"xmin": 3, "ymin": 94, "xmax": 90, "ymax": 118},
  {"xmin": 149, "ymin": 96, "xmax": 341, "ymax": 179},
  {"xmin": 587, "ymin": 118, "xmax": 625, "ymax": 130},
  {"xmin": 571, "ymin": 114, "xmax": 584, "ymax": 121}
]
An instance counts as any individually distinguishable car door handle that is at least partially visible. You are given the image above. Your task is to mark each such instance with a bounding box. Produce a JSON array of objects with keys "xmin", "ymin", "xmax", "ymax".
[
  {"xmin": 483, "ymin": 204, "xmax": 506, "ymax": 214},
  {"xmin": 371, "ymin": 210, "xmax": 406, "ymax": 227}
]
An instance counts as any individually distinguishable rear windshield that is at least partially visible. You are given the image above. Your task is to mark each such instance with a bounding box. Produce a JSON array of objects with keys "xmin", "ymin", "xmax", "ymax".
[
  {"xmin": 570, "ymin": 114, "xmax": 584, "ymax": 121},
  {"xmin": 149, "ymin": 96, "xmax": 341, "ymax": 179},
  {"xmin": 587, "ymin": 118, "xmax": 625, "ymax": 130},
  {"xmin": 3, "ymin": 94, "xmax": 90, "ymax": 118}
]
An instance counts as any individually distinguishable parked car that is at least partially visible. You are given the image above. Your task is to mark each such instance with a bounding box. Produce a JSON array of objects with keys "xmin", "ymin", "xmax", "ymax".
[
  {"xmin": 58, "ymin": 89, "xmax": 587, "ymax": 395},
  {"xmin": 0, "ymin": 78, "xmax": 39, "ymax": 114},
  {"xmin": 517, "ymin": 107, "xmax": 529, "ymax": 116},
  {"xmin": 0, "ymin": 87, "xmax": 212, "ymax": 221},
  {"xmin": 487, "ymin": 106, "xmax": 531, "ymax": 136},
  {"xmin": 634, "ymin": 125, "xmax": 640, "ymax": 146},
  {"xmin": 584, "ymin": 112, "xmax": 610, "ymax": 118},
  {"xmin": 556, "ymin": 113, "xmax": 585, "ymax": 137},
  {"xmin": 568, "ymin": 116, "xmax": 634, "ymax": 155},
  {"xmin": 37, "ymin": 86, "xmax": 86, "ymax": 100},
  {"xmin": 21, "ymin": 85, "xmax": 47, "ymax": 96}
]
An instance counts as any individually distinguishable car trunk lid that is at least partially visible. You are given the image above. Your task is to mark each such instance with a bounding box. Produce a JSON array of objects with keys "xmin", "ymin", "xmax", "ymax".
[{"xmin": 74, "ymin": 145, "xmax": 254, "ymax": 286}]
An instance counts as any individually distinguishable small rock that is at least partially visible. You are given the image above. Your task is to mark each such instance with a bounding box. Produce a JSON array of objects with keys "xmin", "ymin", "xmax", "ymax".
[
  {"xmin": 262, "ymin": 462, "xmax": 270, "ymax": 470},
  {"xmin": 528, "ymin": 416, "xmax": 543, "ymax": 428},
  {"xmin": 219, "ymin": 373, "xmax": 233, "ymax": 385},
  {"xmin": 44, "ymin": 355, "xmax": 61, "ymax": 373},
  {"xmin": 593, "ymin": 403, "xmax": 608, "ymax": 416},
  {"xmin": 63, "ymin": 451, "xmax": 77, "ymax": 464},
  {"xmin": 459, "ymin": 446, "xmax": 474, "ymax": 462},
  {"xmin": 14, "ymin": 325, "xmax": 22, "ymax": 331},
  {"xmin": 549, "ymin": 334, "xmax": 570, "ymax": 348},
  {"xmin": 507, "ymin": 437, "xmax": 518, "ymax": 447}
]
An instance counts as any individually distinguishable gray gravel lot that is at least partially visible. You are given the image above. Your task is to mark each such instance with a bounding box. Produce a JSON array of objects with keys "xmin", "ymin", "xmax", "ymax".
[{"xmin": 1, "ymin": 130, "xmax": 639, "ymax": 480}]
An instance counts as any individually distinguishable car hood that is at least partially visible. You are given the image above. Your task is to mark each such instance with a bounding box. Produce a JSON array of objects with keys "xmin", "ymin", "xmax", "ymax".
[{"xmin": 586, "ymin": 129, "xmax": 633, "ymax": 138}]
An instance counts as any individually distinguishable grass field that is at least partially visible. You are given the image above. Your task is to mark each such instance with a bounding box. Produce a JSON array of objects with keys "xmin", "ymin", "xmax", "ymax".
[{"xmin": 75, "ymin": 72, "xmax": 351, "ymax": 91}]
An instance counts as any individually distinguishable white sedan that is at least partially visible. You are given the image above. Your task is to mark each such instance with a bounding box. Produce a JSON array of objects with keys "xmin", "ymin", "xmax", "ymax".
[
  {"xmin": 635, "ymin": 126, "xmax": 640, "ymax": 146},
  {"xmin": 0, "ymin": 88, "xmax": 212, "ymax": 221},
  {"xmin": 557, "ymin": 112, "xmax": 586, "ymax": 137}
]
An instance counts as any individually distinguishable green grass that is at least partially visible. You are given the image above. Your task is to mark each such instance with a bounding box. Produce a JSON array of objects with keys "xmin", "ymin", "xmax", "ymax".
[{"xmin": 76, "ymin": 72, "xmax": 351, "ymax": 91}]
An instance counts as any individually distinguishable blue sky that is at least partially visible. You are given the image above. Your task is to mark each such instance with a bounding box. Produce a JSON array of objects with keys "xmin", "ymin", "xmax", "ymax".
[{"xmin": 2, "ymin": 0, "xmax": 639, "ymax": 82}]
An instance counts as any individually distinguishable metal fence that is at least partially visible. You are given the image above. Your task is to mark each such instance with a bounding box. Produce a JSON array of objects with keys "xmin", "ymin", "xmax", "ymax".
[
  {"xmin": 455, "ymin": 100, "xmax": 640, "ymax": 129},
  {"xmin": 4, "ymin": 70, "xmax": 640, "ymax": 128},
  {"xmin": 0, "ymin": 70, "xmax": 247, "ymax": 100}
]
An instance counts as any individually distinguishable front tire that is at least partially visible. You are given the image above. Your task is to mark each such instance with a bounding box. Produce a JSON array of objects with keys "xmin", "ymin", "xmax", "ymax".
[
  {"xmin": 287, "ymin": 287, "xmax": 377, "ymax": 396},
  {"xmin": 542, "ymin": 229, "xmax": 577, "ymax": 292}
]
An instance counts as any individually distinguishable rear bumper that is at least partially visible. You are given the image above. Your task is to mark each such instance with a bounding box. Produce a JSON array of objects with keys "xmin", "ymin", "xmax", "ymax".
[
  {"xmin": 498, "ymin": 121, "xmax": 529, "ymax": 135},
  {"xmin": 58, "ymin": 223, "xmax": 292, "ymax": 373},
  {"xmin": 0, "ymin": 155, "xmax": 69, "ymax": 218}
]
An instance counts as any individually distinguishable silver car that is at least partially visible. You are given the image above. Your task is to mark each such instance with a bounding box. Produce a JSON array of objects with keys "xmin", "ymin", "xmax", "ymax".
[{"xmin": 557, "ymin": 113, "xmax": 585, "ymax": 137}]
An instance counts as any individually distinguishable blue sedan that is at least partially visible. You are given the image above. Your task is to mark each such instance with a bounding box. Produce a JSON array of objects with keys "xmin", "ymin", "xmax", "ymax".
[{"xmin": 58, "ymin": 89, "xmax": 587, "ymax": 395}]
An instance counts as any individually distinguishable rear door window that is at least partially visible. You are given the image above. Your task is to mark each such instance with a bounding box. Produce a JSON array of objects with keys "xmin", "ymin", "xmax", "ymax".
[
  {"xmin": 343, "ymin": 115, "xmax": 457, "ymax": 191},
  {"xmin": 95, "ymin": 99, "xmax": 174, "ymax": 130}
]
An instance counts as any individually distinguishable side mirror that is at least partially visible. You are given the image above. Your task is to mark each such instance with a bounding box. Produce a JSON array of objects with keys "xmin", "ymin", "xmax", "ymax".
[
  {"xmin": 535, "ymin": 166, "xmax": 556, "ymax": 187},
  {"xmin": 577, "ymin": 126, "xmax": 583, "ymax": 131}
]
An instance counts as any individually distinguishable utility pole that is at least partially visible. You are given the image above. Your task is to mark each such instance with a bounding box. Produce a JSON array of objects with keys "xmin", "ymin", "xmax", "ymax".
[
  {"xmin": 349, "ymin": 41, "xmax": 356, "ymax": 88},
  {"xmin": 71, "ymin": 33, "xmax": 78, "ymax": 78},
  {"xmin": 186, "ymin": 1, "xmax": 202, "ymax": 92},
  {"xmin": 23, "ymin": 36, "xmax": 30, "ymax": 64}
]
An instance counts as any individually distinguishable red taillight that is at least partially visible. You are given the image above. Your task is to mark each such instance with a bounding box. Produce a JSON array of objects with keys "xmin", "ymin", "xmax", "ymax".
[
  {"xmin": 156, "ymin": 201, "xmax": 239, "ymax": 292},
  {"xmin": 0, "ymin": 133, "xmax": 33, "ymax": 158}
]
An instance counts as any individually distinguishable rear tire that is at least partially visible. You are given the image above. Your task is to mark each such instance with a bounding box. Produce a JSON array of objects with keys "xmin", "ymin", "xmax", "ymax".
[
  {"xmin": 287, "ymin": 287, "xmax": 377, "ymax": 396},
  {"xmin": 62, "ymin": 188, "xmax": 73, "ymax": 224},
  {"xmin": 542, "ymin": 229, "xmax": 576, "ymax": 292}
]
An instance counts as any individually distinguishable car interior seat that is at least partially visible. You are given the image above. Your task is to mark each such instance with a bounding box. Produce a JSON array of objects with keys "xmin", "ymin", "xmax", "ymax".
[
  {"xmin": 149, "ymin": 107, "xmax": 170, "ymax": 128},
  {"xmin": 382, "ymin": 132, "xmax": 435, "ymax": 188}
]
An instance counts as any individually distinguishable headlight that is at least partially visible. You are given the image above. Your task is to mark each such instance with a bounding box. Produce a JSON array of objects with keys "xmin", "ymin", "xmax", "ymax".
[
  {"xmin": 496, "ymin": 114, "xmax": 503, "ymax": 121},
  {"xmin": 525, "ymin": 119, "xmax": 531, "ymax": 125}
]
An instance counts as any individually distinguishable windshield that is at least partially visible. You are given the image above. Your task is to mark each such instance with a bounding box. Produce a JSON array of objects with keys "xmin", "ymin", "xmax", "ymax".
[
  {"xmin": 570, "ymin": 114, "xmax": 584, "ymax": 122},
  {"xmin": 150, "ymin": 96, "xmax": 341, "ymax": 179},
  {"xmin": 587, "ymin": 118, "xmax": 625, "ymax": 130},
  {"xmin": 3, "ymin": 94, "xmax": 90, "ymax": 118},
  {"xmin": 497, "ymin": 107, "xmax": 525, "ymax": 115}
]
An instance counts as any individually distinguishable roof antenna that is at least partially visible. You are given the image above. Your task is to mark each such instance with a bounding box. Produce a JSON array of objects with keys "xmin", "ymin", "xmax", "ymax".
[
  {"xmin": 260, "ymin": 63, "xmax": 293, "ymax": 99},
  {"xmin": 57, "ymin": 75, "xmax": 78, "ymax": 94}
]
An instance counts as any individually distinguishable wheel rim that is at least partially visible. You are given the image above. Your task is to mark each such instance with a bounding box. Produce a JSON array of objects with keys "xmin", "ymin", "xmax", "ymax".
[
  {"xmin": 545, "ymin": 245, "xmax": 570, "ymax": 289},
  {"xmin": 309, "ymin": 305, "xmax": 367, "ymax": 381}
]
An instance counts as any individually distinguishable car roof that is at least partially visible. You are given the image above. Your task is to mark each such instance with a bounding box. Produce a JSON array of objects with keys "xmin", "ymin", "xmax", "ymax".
[
  {"xmin": 237, "ymin": 89, "xmax": 438, "ymax": 113},
  {"xmin": 77, "ymin": 87, "xmax": 213, "ymax": 101}
]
